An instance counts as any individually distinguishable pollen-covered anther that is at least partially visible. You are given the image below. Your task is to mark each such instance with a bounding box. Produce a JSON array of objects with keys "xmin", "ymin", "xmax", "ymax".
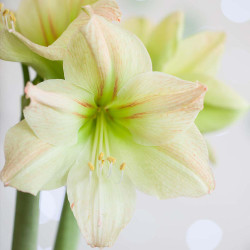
[
  {"xmin": 100, "ymin": 159, "xmax": 105, "ymax": 175},
  {"xmin": 2, "ymin": 8, "xmax": 9, "ymax": 30},
  {"xmin": 119, "ymin": 162, "xmax": 126, "ymax": 183},
  {"xmin": 0, "ymin": 3, "xmax": 4, "ymax": 13},
  {"xmin": 2, "ymin": 8, "xmax": 8, "ymax": 16},
  {"xmin": 9, "ymin": 11, "xmax": 16, "ymax": 22},
  {"xmin": 88, "ymin": 162, "xmax": 95, "ymax": 171},
  {"xmin": 98, "ymin": 152, "xmax": 104, "ymax": 161},
  {"xmin": 107, "ymin": 156, "xmax": 116, "ymax": 177},
  {"xmin": 107, "ymin": 156, "xmax": 116, "ymax": 164},
  {"xmin": 9, "ymin": 11, "xmax": 16, "ymax": 31},
  {"xmin": 120, "ymin": 162, "xmax": 126, "ymax": 171},
  {"xmin": 88, "ymin": 162, "xmax": 95, "ymax": 182}
]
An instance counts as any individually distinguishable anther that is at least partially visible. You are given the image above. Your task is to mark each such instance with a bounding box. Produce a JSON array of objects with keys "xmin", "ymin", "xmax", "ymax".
[
  {"xmin": 2, "ymin": 8, "xmax": 8, "ymax": 16},
  {"xmin": 88, "ymin": 162, "xmax": 95, "ymax": 171},
  {"xmin": 119, "ymin": 163, "xmax": 126, "ymax": 183},
  {"xmin": 100, "ymin": 159, "xmax": 105, "ymax": 175},
  {"xmin": 3, "ymin": 9, "xmax": 9, "ymax": 29},
  {"xmin": 98, "ymin": 152, "xmax": 104, "ymax": 161},
  {"xmin": 9, "ymin": 11, "xmax": 15, "ymax": 22},
  {"xmin": 0, "ymin": 3, "xmax": 4, "ymax": 13},
  {"xmin": 107, "ymin": 156, "xmax": 116, "ymax": 177},
  {"xmin": 120, "ymin": 163, "xmax": 126, "ymax": 171},
  {"xmin": 88, "ymin": 162, "xmax": 95, "ymax": 183},
  {"xmin": 9, "ymin": 11, "xmax": 16, "ymax": 31},
  {"xmin": 107, "ymin": 156, "xmax": 116, "ymax": 164}
]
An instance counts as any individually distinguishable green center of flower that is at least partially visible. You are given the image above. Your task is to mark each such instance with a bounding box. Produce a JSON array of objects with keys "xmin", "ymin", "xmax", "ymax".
[{"xmin": 87, "ymin": 109, "xmax": 126, "ymax": 183}]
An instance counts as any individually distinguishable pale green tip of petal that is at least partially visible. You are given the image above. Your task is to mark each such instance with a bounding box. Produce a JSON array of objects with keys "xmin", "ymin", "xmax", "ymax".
[
  {"xmin": 81, "ymin": 5, "xmax": 94, "ymax": 17},
  {"xmin": 206, "ymin": 140, "xmax": 217, "ymax": 165}
]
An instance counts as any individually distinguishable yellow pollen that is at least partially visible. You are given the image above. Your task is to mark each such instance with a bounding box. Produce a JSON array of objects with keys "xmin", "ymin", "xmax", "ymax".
[
  {"xmin": 0, "ymin": 3, "xmax": 4, "ymax": 12},
  {"xmin": 98, "ymin": 152, "xmax": 104, "ymax": 161},
  {"xmin": 3, "ymin": 9, "xmax": 9, "ymax": 16},
  {"xmin": 9, "ymin": 11, "xmax": 16, "ymax": 22},
  {"xmin": 101, "ymin": 159, "xmax": 105, "ymax": 165},
  {"xmin": 88, "ymin": 162, "xmax": 95, "ymax": 171},
  {"xmin": 120, "ymin": 163, "xmax": 126, "ymax": 171},
  {"xmin": 107, "ymin": 156, "xmax": 116, "ymax": 164}
]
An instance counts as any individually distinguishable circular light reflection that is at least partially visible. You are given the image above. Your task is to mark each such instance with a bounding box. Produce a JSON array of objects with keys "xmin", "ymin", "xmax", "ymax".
[
  {"xmin": 221, "ymin": 0, "xmax": 250, "ymax": 23},
  {"xmin": 186, "ymin": 219, "xmax": 223, "ymax": 250}
]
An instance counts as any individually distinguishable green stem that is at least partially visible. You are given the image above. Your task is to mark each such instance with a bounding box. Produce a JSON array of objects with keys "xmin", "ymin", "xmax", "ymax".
[
  {"xmin": 21, "ymin": 64, "xmax": 30, "ymax": 87},
  {"xmin": 11, "ymin": 64, "xmax": 40, "ymax": 250},
  {"xmin": 12, "ymin": 192, "xmax": 40, "ymax": 250},
  {"xmin": 54, "ymin": 194, "xmax": 80, "ymax": 250}
]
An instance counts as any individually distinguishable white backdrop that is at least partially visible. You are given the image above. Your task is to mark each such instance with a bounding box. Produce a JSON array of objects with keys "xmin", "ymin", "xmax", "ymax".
[{"xmin": 1, "ymin": 0, "xmax": 250, "ymax": 249}]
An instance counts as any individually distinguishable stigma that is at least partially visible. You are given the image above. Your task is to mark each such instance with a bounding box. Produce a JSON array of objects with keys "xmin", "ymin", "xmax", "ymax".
[{"xmin": 0, "ymin": 3, "xmax": 16, "ymax": 32}]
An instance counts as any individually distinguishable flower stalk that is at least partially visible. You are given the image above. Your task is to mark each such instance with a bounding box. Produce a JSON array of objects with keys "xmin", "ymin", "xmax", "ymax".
[
  {"xmin": 12, "ymin": 192, "xmax": 40, "ymax": 250},
  {"xmin": 12, "ymin": 64, "xmax": 40, "ymax": 250},
  {"xmin": 54, "ymin": 194, "xmax": 80, "ymax": 250}
]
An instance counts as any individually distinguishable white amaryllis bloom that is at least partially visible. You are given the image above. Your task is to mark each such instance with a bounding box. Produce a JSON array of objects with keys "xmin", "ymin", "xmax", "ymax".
[{"xmin": 1, "ymin": 6, "xmax": 214, "ymax": 248}]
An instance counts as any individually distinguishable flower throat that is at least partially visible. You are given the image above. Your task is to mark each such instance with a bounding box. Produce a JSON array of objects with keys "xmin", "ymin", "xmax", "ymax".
[{"xmin": 88, "ymin": 110, "xmax": 126, "ymax": 183}]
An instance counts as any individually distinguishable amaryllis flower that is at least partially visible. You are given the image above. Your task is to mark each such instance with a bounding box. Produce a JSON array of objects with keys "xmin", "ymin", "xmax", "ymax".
[
  {"xmin": 1, "ymin": 6, "xmax": 214, "ymax": 248},
  {"xmin": 0, "ymin": 0, "xmax": 120, "ymax": 78},
  {"xmin": 123, "ymin": 12, "xmax": 249, "ymax": 133}
]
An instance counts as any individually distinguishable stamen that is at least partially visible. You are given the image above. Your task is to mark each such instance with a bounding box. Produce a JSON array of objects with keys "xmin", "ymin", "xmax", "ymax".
[
  {"xmin": 100, "ymin": 159, "xmax": 105, "ymax": 175},
  {"xmin": 0, "ymin": 3, "xmax": 4, "ymax": 13},
  {"xmin": 9, "ymin": 11, "xmax": 16, "ymax": 31},
  {"xmin": 107, "ymin": 156, "xmax": 116, "ymax": 177},
  {"xmin": 107, "ymin": 156, "xmax": 116, "ymax": 164},
  {"xmin": 0, "ymin": 3, "xmax": 4, "ymax": 24},
  {"xmin": 88, "ymin": 162, "xmax": 95, "ymax": 183},
  {"xmin": 119, "ymin": 163, "xmax": 126, "ymax": 183},
  {"xmin": 3, "ymin": 9, "xmax": 9, "ymax": 29}
]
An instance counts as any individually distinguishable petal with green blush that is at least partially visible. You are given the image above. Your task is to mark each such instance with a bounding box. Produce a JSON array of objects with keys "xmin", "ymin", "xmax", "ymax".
[
  {"xmin": 109, "ymin": 72, "xmax": 206, "ymax": 146},
  {"xmin": 16, "ymin": 0, "xmax": 92, "ymax": 46},
  {"xmin": 0, "ymin": 29, "xmax": 64, "ymax": 79},
  {"xmin": 0, "ymin": 121, "xmax": 80, "ymax": 195},
  {"xmin": 63, "ymin": 14, "xmax": 152, "ymax": 104},
  {"xmin": 14, "ymin": 0, "xmax": 121, "ymax": 61},
  {"xmin": 0, "ymin": 0, "xmax": 121, "ymax": 78},
  {"xmin": 164, "ymin": 31, "xmax": 226, "ymax": 76},
  {"xmin": 67, "ymin": 161, "xmax": 136, "ymax": 248},
  {"xmin": 109, "ymin": 123, "xmax": 214, "ymax": 199},
  {"xmin": 146, "ymin": 11, "xmax": 184, "ymax": 71},
  {"xmin": 15, "ymin": 0, "xmax": 119, "ymax": 47},
  {"xmin": 122, "ymin": 17, "xmax": 153, "ymax": 45},
  {"xmin": 24, "ymin": 79, "xmax": 96, "ymax": 146},
  {"xmin": 183, "ymin": 73, "xmax": 249, "ymax": 133}
]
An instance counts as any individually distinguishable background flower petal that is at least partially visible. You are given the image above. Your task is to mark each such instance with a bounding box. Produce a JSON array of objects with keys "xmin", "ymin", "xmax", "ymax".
[
  {"xmin": 164, "ymin": 31, "xmax": 226, "ymax": 76},
  {"xmin": 0, "ymin": 29, "xmax": 63, "ymax": 79},
  {"xmin": 183, "ymin": 73, "xmax": 249, "ymax": 132},
  {"xmin": 146, "ymin": 11, "xmax": 184, "ymax": 71},
  {"xmin": 122, "ymin": 17, "xmax": 153, "ymax": 45}
]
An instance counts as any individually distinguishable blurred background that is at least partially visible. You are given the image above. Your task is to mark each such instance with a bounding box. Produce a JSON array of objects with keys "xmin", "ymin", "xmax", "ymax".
[{"xmin": 1, "ymin": 0, "xmax": 250, "ymax": 249}]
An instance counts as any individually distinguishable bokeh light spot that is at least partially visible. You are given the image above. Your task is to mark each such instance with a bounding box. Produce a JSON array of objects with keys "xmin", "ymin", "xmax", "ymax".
[
  {"xmin": 186, "ymin": 219, "xmax": 223, "ymax": 250},
  {"xmin": 221, "ymin": 0, "xmax": 250, "ymax": 23}
]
